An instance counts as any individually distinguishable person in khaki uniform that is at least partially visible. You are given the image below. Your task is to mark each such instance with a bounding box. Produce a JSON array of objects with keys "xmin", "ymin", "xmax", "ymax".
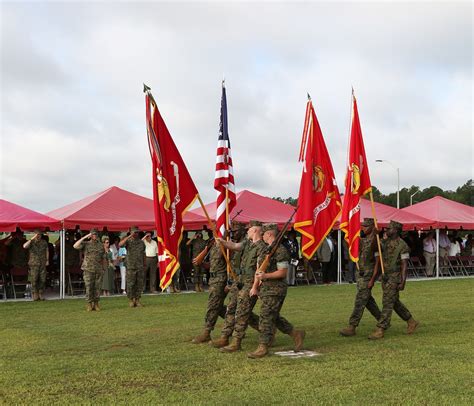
[
  {"xmin": 23, "ymin": 230, "xmax": 49, "ymax": 301},
  {"xmin": 368, "ymin": 220, "xmax": 420, "ymax": 339},
  {"xmin": 339, "ymin": 218, "xmax": 381, "ymax": 336},
  {"xmin": 247, "ymin": 223, "xmax": 305, "ymax": 358},
  {"xmin": 74, "ymin": 229, "xmax": 107, "ymax": 311}
]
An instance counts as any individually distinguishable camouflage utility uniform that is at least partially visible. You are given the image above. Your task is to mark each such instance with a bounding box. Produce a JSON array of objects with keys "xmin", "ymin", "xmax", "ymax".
[
  {"xmin": 257, "ymin": 245, "xmax": 294, "ymax": 345},
  {"xmin": 232, "ymin": 238, "xmax": 267, "ymax": 340},
  {"xmin": 78, "ymin": 240, "xmax": 106, "ymax": 304},
  {"xmin": 190, "ymin": 237, "xmax": 207, "ymax": 284},
  {"xmin": 221, "ymin": 239, "xmax": 259, "ymax": 338},
  {"xmin": 125, "ymin": 238, "xmax": 146, "ymax": 301},
  {"xmin": 27, "ymin": 239, "xmax": 48, "ymax": 294},
  {"xmin": 203, "ymin": 244, "xmax": 228, "ymax": 331},
  {"xmin": 377, "ymin": 238, "xmax": 413, "ymax": 330},
  {"xmin": 348, "ymin": 234, "xmax": 381, "ymax": 327}
]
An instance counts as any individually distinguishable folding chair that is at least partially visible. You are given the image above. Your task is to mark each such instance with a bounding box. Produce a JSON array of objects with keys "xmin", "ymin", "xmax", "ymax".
[
  {"xmin": 295, "ymin": 261, "xmax": 310, "ymax": 285},
  {"xmin": 67, "ymin": 266, "xmax": 85, "ymax": 296},
  {"xmin": 458, "ymin": 256, "xmax": 473, "ymax": 275},
  {"xmin": 438, "ymin": 255, "xmax": 452, "ymax": 277},
  {"xmin": 0, "ymin": 270, "xmax": 7, "ymax": 300},
  {"xmin": 9, "ymin": 266, "xmax": 29, "ymax": 299},
  {"xmin": 407, "ymin": 258, "xmax": 419, "ymax": 278},
  {"xmin": 446, "ymin": 256, "xmax": 463, "ymax": 276},
  {"xmin": 409, "ymin": 257, "xmax": 426, "ymax": 278}
]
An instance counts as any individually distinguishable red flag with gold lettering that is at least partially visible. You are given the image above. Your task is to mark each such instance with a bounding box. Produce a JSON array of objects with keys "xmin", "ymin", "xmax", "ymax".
[
  {"xmin": 340, "ymin": 92, "xmax": 372, "ymax": 262},
  {"xmin": 294, "ymin": 98, "xmax": 342, "ymax": 259},
  {"xmin": 145, "ymin": 87, "xmax": 199, "ymax": 289}
]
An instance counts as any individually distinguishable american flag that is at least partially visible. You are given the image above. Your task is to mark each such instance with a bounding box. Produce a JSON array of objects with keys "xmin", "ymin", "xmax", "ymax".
[{"xmin": 214, "ymin": 81, "xmax": 236, "ymax": 238}]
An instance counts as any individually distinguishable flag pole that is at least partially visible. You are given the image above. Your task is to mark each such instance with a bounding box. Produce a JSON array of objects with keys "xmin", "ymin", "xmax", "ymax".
[
  {"xmin": 369, "ymin": 191, "xmax": 385, "ymax": 274},
  {"xmin": 225, "ymin": 187, "xmax": 231, "ymax": 276},
  {"xmin": 197, "ymin": 194, "xmax": 237, "ymax": 279}
]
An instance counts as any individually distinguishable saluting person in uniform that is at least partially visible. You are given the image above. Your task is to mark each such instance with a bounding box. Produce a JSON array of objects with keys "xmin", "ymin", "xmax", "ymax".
[
  {"xmin": 23, "ymin": 230, "xmax": 49, "ymax": 301},
  {"xmin": 74, "ymin": 229, "xmax": 107, "ymax": 311},
  {"xmin": 120, "ymin": 226, "xmax": 146, "ymax": 308}
]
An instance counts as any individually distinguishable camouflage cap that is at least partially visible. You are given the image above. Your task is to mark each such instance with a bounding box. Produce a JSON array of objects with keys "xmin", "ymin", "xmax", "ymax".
[
  {"xmin": 90, "ymin": 228, "xmax": 99, "ymax": 235},
  {"xmin": 33, "ymin": 229, "xmax": 43, "ymax": 234},
  {"xmin": 262, "ymin": 223, "xmax": 278, "ymax": 233},
  {"xmin": 387, "ymin": 220, "xmax": 403, "ymax": 231},
  {"xmin": 101, "ymin": 235, "xmax": 110, "ymax": 243},
  {"xmin": 361, "ymin": 218, "xmax": 375, "ymax": 227},
  {"xmin": 130, "ymin": 226, "xmax": 140, "ymax": 233},
  {"xmin": 248, "ymin": 220, "xmax": 262, "ymax": 227}
]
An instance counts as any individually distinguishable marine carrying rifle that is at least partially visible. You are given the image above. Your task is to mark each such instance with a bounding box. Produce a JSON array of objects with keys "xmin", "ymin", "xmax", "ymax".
[
  {"xmin": 192, "ymin": 237, "xmax": 215, "ymax": 266},
  {"xmin": 255, "ymin": 207, "xmax": 298, "ymax": 275}
]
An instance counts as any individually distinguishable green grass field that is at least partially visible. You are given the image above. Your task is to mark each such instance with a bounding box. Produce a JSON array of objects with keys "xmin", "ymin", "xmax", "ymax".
[{"xmin": 1, "ymin": 279, "xmax": 473, "ymax": 405}]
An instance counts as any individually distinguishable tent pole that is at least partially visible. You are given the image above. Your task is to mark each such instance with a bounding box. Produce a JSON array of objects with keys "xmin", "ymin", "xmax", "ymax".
[
  {"xmin": 337, "ymin": 229, "xmax": 342, "ymax": 284},
  {"xmin": 436, "ymin": 228, "xmax": 439, "ymax": 279},
  {"xmin": 60, "ymin": 227, "xmax": 65, "ymax": 299}
]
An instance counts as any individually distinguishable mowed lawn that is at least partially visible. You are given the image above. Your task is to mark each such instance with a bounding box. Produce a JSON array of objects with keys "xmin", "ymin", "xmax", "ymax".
[{"xmin": 1, "ymin": 279, "xmax": 473, "ymax": 405}]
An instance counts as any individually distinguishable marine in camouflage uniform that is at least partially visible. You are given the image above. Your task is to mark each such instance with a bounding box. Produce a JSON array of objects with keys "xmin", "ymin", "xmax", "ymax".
[
  {"xmin": 368, "ymin": 221, "xmax": 420, "ymax": 339},
  {"xmin": 247, "ymin": 224, "xmax": 305, "ymax": 358},
  {"xmin": 340, "ymin": 218, "xmax": 381, "ymax": 337},
  {"xmin": 24, "ymin": 231, "xmax": 49, "ymax": 301},
  {"xmin": 74, "ymin": 229, "xmax": 106, "ymax": 311},
  {"xmin": 189, "ymin": 232, "xmax": 207, "ymax": 292},
  {"xmin": 121, "ymin": 227, "xmax": 146, "ymax": 307},
  {"xmin": 210, "ymin": 224, "xmax": 260, "ymax": 348},
  {"xmin": 191, "ymin": 242, "xmax": 228, "ymax": 344},
  {"xmin": 6, "ymin": 231, "xmax": 28, "ymax": 269},
  {"xmin": 218, "ymin": 220, "xmax": 267, "ymax": 353}
]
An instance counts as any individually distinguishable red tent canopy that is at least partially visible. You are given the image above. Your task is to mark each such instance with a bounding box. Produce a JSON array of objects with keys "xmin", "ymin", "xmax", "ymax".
[
  {"xmin": 0, "ymin": 199, "xmax": 61, "ymax": 232},
  {"xmin": 346, "ymin": 198, "xmax": 435, "ymax": 230},
  {"xmin": 46, "ymin": 186, "xmax": 206, "ymax": 231},
  {"xmin": 190, "ymin": 190, "xmax": 434, "ymax": 231},
  {"xmin": 401, "ymin": 196, "xmax": 474, "ymax": 229},
  {"xmin": 190, "ymin": 190, "xmax": 296, "ymax": 228}
]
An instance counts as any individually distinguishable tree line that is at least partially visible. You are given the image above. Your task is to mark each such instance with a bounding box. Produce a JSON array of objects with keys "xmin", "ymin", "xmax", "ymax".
[{"xmin": 273, "ymin": 179, "xmax": 473, "ymax": 208}]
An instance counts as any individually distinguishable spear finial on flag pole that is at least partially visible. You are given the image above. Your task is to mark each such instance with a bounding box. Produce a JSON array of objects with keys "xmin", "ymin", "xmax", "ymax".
[{"xmin": 307, "ymin": 92, "xmax": 311, "ymax": 101}]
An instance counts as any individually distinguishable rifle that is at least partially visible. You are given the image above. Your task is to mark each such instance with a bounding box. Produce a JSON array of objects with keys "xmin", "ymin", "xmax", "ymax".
[
  {"xmin": 192, "ymin": 237, "xmax": 215, "ymax": 266},
  {"xmin": 255, "ymin": 207, "xmax": 298, "ymax": 275}
]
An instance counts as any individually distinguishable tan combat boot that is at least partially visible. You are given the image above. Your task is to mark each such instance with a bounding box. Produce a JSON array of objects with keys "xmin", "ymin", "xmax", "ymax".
[
  {"xmin": 38, "ymin": 290, "xmax": 45, "ymax": 301},
  {"xmin": 290, "ymin": 329, "xmax": 306, "ymax": 352},
  {"xmin": 220, "ymin": 338, "xmax": 242, "ymax": 353},
  {"xmin": 94, "ymin": 302, "xmax": 101, "ymax": 312},
  {"xmin": 198, "ymin": 283, "xmax": 204, "ymax": 292},
  {"xmin": 191, "ymin": 329, "xmax": 211, "ymax": 344},
  {"xmin": 210, "ymin": 335, "xmax": 230, "ymax": 348},
  {"xmin": 129, "ymin": 299, "xmax": 135, "ymax": 308},
  {"xmin": 340, "ymin": 325, "xmax": 356, "ymax": 337},
  {"xmin": 174, "ymin": 285, "xmax": 181, "ymax": 293},
  {"xmin": 170, "ymin": 285, "xmax": 176, "ymax": 293},
  {"xmin": 135, "ymin": 298, "xmax": 144, "ymax": 307},
  {"xmin": 368, "ymin": 327, "xmax": 384, "ymax": 340},
  {"xmin": 32, "ymin": 292, "xmax": 39, "ymax": 301},
  {"xmin": 194, "ymin": 283, "xmax": 200, "ymax": 292},
  {"xmin": 248, "ymin": 344, "xmax": 269, "ymax": 359},
  {"xmin": 86, "ymin": 303, "xmax": 93, "ymax": 312},
  {"xmin": 407, "ymin": 318, "xmax": 420, "ymax": 334}
]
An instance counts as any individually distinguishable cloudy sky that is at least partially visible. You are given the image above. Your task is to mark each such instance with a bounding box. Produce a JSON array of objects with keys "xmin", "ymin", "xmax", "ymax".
[{"xmin": 1, "ymin": 1, "xmax": 472, "ymax": 213}]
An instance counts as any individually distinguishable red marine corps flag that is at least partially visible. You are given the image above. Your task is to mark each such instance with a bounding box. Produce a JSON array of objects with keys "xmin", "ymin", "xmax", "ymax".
[
  {"xmin": 340, "ymin": 91, "xmax": 372, "ymax": 262},
  {"xmin": 294, "ymin": 96, "xmax": 342, "ymax": 259},
  {"xmin": 144, "ymin": 85, "xmax": 199, "ymax": 290}
]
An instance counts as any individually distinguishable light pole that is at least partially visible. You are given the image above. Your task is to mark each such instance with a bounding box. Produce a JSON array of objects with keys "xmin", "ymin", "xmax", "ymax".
[
  {"xmin": 376, "ymin": 159, "xmax": 400, "ymax": 209},
  {"xmin": 410, "ymin": 189, "xmax": 420, "ymax": 206}
]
